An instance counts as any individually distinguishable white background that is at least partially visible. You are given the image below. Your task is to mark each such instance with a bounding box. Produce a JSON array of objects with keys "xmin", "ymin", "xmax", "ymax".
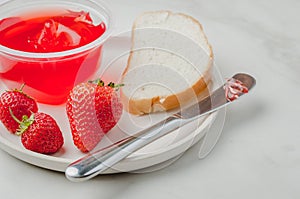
[{"xmin": 0, "ymin": 0, "xmax": 299, "ymax": 198}]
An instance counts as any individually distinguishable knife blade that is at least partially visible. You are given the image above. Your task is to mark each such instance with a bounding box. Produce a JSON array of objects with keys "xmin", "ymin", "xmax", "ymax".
[{"xmin": 65, "ymin": 73, "xmax": 256, "ymax": 182}]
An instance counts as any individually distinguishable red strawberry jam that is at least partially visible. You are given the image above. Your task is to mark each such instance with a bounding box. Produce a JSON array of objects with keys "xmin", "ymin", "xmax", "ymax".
[
  {"xmin": 224, "ymin": 78, "xmax": 248, "ymax": 101},
  {"xmin": 0, "ymin": 10, "xmax": 106, "ymax": 104}
]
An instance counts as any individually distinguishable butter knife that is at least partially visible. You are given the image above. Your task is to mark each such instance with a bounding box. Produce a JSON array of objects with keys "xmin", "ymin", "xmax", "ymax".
[{"xmin": 65, "ymin": 73, "xmax": 256, "ymax": 182}]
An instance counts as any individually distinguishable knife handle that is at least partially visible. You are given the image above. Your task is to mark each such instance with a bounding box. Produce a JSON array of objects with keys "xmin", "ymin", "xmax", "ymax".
[{"xmin": 65, "ymin": 115, "xmax": 183, "ymax": 181}]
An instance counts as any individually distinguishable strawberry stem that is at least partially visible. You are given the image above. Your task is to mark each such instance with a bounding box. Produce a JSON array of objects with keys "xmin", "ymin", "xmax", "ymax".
[
  {"xmin": 16, "ymin": 114, "xmax": 35, "ymax": 136},
  {"xmin": 9, "ymin": 108, "xmax": 34, "ymax": 135},
  {"xmin": 12, "ymin": 83, "xmax": 26, "ymax": 93},
  {"xmin": 88, "ymin": 79, "xmax": 104, "ymax": 86},
  {"xmin": 19, "ymin": 83, "xmax": 25, "ymax": 92},
  {"xmin": 108, "ymin": 82, "xmax": 124, "ymax": 91},
  {"xmin": 88, "ymin": 79, "xmax": 124, "ymax": 89},
  {"xmin": 10, "ymin": 83, "xmax": 34, "ymax": 100},
  {"xmin": 107, "ymin": 82, "xmax": 115, "ymax": 87},
  {"xmin": 9, "ymin": 108, "xmax": 22, "ymax": 124}
]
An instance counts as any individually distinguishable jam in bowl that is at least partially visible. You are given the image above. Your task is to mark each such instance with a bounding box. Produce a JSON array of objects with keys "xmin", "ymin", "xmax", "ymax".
[{"xmin": 0, "ymin": 0, "xmax": 113, "ymax": 104}]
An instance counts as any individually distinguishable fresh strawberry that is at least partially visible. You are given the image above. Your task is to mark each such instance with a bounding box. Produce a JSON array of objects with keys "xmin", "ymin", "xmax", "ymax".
[
  {"xmin": 66, "ymin": 79, "xmax": 123, "ymax": 153},
  {"xmin": 0, "ymin": 85, "xmax": 38, "ymax": 134},
  {"xmin": 14, "ymin": 112, "xmax": 64, "ymax": 154}
]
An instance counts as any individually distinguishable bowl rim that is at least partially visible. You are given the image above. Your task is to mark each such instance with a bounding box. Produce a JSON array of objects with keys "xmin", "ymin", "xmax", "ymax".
[{"xmin": 0, "ymin": 0, "xmax": 114, "ymax": 59}]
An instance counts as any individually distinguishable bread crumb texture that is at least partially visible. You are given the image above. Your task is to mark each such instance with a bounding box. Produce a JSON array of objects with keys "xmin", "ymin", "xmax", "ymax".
[{"xmin": 121, "ymin": 11, "xmax": 213, "ymax": 115}]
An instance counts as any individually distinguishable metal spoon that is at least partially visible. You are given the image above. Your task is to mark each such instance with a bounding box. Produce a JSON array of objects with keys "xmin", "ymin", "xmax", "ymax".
[{"xmin": 65, "ymin": 73, "xmax": 256, "ymax": 182}]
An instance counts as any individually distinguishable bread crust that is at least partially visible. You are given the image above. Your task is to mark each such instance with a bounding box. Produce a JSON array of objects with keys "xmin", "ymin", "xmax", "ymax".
[{"xmin": 121, "ymin": 11, "xmax": 214, "ymax": 115}]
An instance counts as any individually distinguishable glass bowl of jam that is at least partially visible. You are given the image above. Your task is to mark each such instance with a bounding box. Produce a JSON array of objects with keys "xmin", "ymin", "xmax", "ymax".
[{"xmin": 0, "ymin": 0, "xmax": 113, "ymax": 104}]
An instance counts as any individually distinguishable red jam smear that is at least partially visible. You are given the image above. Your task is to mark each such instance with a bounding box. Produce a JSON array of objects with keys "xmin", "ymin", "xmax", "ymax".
[
  {"xmin": 224, "ymin": 78, "xmax": 248, "ymax": 101},
  {"xmin": 0, "ymin": 10, "xmax": 106, "ymax": 104}
]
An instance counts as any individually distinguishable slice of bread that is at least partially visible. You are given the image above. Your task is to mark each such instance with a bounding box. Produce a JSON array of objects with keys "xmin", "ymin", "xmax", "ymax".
[{"xmin": 121, "ymin": 11, "xmax": 213, "ymax": 115}]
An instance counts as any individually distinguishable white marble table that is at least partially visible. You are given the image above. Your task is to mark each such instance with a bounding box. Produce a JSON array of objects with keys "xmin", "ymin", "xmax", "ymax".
[{"xmin": 0, "ymin": 0, "xmax": 299, "ymax": 198}]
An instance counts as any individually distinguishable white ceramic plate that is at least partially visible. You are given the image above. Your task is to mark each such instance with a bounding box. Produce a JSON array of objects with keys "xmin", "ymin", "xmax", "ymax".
[{"xmin": 0, "ymin": 34, "xmax": 220, "ymax": 174}]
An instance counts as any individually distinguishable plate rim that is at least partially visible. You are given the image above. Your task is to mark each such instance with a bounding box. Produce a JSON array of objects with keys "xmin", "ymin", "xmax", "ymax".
[
  {"xmin": 0, "ymin": 111, "xmax": 217, "ymax": 173},
  {"xmin": 0, "ymin": 33, "xmax": 222, "ymax": 173}
]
